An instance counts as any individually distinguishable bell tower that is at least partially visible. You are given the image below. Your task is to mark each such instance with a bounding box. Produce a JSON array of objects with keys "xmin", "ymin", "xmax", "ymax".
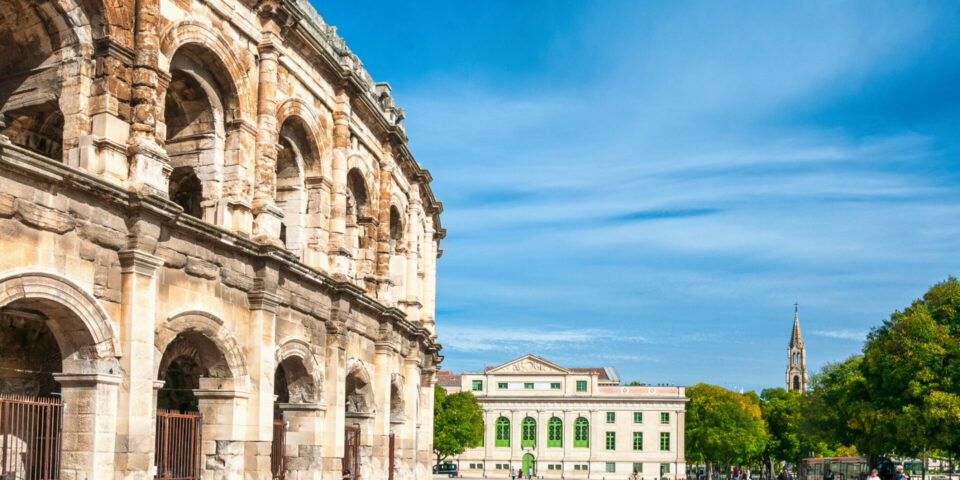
[{"xmin": 786, "ymin": 304, "xmax": 808, "ymax": 392}]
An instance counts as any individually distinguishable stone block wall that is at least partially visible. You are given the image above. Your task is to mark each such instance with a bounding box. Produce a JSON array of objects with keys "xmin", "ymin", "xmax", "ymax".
[{"xmin": 0, "ymin": 0, "xmax": 444, "ymax": 479}]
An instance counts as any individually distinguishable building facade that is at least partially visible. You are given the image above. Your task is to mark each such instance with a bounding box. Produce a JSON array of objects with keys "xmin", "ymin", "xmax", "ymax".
[
  {"xmin": 0, "ymin": 1, "xmax": 443, "ymax": 480},
  {"xmin": 786, "ymin": 306, "xmax": 808, "ymax": 392},
  {"xmin": 442, "ymin": 355, "xmax": 687, "ymax": 480}
]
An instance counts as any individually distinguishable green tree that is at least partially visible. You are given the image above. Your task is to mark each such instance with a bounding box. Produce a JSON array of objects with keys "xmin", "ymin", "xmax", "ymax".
[
  {"xmin": 433, "ymin": 385, "xmax": 484, "ymax": 469},
  {"xmin": 860, "ymin": 278, "xmax": 960, "ymax": 477},
  {"xmin": 686, "ymin": 383, "xmax": 767, "ymax": 480},
  {"xmin": 760, "ymin": 388, "xmax": 802, "ymax": 476}
]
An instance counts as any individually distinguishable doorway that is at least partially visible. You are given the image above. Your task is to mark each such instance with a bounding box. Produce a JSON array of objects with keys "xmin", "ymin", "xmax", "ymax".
[{"xmin": 522, "ymin": 454, "xmax": 536, "ymax": 478}]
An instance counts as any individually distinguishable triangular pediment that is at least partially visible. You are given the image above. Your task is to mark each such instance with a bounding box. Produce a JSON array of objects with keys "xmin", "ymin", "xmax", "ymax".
[{"xmin": 487, "ymin": 354, "xmax": 570, "ymax": 374}]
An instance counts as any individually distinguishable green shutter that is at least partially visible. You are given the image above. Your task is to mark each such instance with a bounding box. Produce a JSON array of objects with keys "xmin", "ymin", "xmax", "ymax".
[
  {"xmin": 633, "ymin": 432, "xmax": 642, "ymax": 451},
  {"xmin": 660, "ymin": 432, "xmax": 670, "ymax": 451},
  {"xmin": 605, "ymin": 431, "xmax": 615, "ymax": 450},
  {"xmin": 548, "ymin": 417, "xmax": 562, "ymax": 447},
  {"xmin": 521, "ymin": 417, "xmax": 536, "ymax": 447},
  {"xmin": 574, "ymin": 417, "xmax": 589, "ymax": 448},
  {"xmin": 495, "ymin": 417, "xmax": 510, "ymax": 447},
  {"xmin": 576, "ymin": 380, "xmax": 587, "ymax": 392},
  {"xmin": 634, "ymin": 412, "xmax": 642, "ymax": 423}
]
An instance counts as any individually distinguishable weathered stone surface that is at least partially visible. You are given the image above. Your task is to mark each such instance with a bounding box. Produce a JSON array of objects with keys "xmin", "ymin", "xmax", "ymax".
[
  {"xmin": 15, "ymin": 199, "xmax": 76, "ymax": 233},
  {"xmin": 80, "ymin": 221, "xmax": 125, "ymax": 250},
  {"xmin": 185, "ymin": 256, "xmax": 219, "ymax": 279}
]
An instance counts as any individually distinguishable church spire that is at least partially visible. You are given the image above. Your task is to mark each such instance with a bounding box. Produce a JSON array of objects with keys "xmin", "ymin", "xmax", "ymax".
[
  {"xmin": 790, "ymin": 303, "xmax": 803, "ymax": 348},
  {"xmin": 786, "ymin": 303, "xmax": 808, "ymax": 392}
]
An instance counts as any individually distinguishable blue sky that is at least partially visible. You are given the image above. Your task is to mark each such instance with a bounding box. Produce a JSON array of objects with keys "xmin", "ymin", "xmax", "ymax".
[{"xmin": 314, "ymin": 1, "xmax": 960, "ymax": 391}]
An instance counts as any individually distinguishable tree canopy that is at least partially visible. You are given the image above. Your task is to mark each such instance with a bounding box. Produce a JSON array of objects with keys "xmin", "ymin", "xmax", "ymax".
[{"xmin": 433, "ymin": 385, "xmax": 484, "ymax": 467}]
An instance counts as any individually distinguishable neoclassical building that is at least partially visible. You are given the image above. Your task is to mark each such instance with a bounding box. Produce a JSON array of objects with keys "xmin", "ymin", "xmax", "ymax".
[
  {"xmin": 439, "ymin": 355, "xmax": 687, "ymax": 480},
  {"xmin": 0, "ymin": 0, "xmax": 442, "ymax": 480}
]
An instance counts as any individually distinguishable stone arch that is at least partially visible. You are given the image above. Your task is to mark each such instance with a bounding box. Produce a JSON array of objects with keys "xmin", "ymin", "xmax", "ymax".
[
  {"xmin": 274, "ymin": 338, "xmax": 322, "ymax": 404},
  {"xmin": 344, "ymin": 358, "xmax": 374, "ymax": 414},
  {"xmin": 0, "ymin": 270, "xmax": 120, "ymax": 363},
  {"xmin": 274, "ymin": 105, "xmax": 326, "ymax": 254},
  {"xmin": 154, "ymin": 310, "xmax": 247, "ymax": 380},
  {"xmin": 276, "ymin": 98, "xmax": 328, "ymax": 178},
  {"xmin": 0, "ymin": 0, "xmax": 97, "ymax": 162},
  {"xmin": 158, "ymin": 21, "xmax": 254, "ymax": 122}
]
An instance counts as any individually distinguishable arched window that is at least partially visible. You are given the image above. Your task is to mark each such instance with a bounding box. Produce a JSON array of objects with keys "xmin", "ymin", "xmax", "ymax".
[
  {"xmin": 495, "ymin": 417, "xmax": 510, "ymax": 447},
  {"xmin": 389, "ymin": 205, "xmax": 402, "ymax": 250},
  {"xmin": 169, "ymin": 167, "xmax": 203, "ymax": 218},
  {"xmin": 574, "ymin": 417, "xmax": 589, "ymax": 448},
  {"xmin": 548, "ymin": 417, "xmax": 562, "ymax": 447},
  {"xmin": 521, "ymin": 417, "xmax": 536, "ymax": 447},
  {"xmin": 793, "ymin": 376, "xmax": 800, "ymax": 391}
]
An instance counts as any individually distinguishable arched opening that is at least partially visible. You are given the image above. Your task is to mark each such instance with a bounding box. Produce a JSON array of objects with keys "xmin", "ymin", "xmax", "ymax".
[
  {"xmin": 0, "ymin": 273, "xmax": 121, "ymax": 480},
  {"xmin": 345, "ymin": 168, "xmax": 370, "ymax": 257},
  {"xmin": 574, "ymin": 417, "xmax": 589, "ymax": 448},
  {"xmin": 276, "ymin": 117, "xmax": 318, "ymax": 255},
  {"xmin": 547, "ymin": 417, "xmax": 562, "ymax": 448},
  {"xmin": 0, "ymin": 0, "xmax": 67, "ymax": 161},
  {"xmin": 162, "ymin": 43, "xmax": 239, "ymax": 224},
  {"xmin": 156, "ymin": 331, "xmax": 230, "ymax": 411},
  {"xmin": 389, "ymin": 206, "xmax": 402, "ymax": 251},
  {"xmin": 345, "ymin": 365, "xmax": 373, "ymax": 415},
  {"xmin": 521, "ymin": 417, "xmax": 536, "ymax": 448},
  {"xmin": 793, "ymin": 375, "xmax": 800, "ymax": 391},
  {"xmin": 168, "ymin": 166, "xmax": 203, "ymax": 218},
  {"xmin": 495, "ymin": 417, "xmax": 510, "ymax": 447}
]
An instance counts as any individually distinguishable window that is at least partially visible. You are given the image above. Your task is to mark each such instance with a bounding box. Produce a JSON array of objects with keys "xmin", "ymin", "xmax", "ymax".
[
  {"xmin": 606, "ymin": 412, "xmax": 615, "ymax": 423},
  {"xmin": 574, "ymin": 417, "xmax": 589, "ymax": 448},
  {"xmin": 495, "ymin": 417, "xmax": 510, "ymax": 447},
  {"xmin": 633, "ymin": 463, "xmax": 644, "ymax": 474},
  {"xmin": 634, "ymin": 412, "xmax": 643, "ymax": 424},
  {"xmin": 551, "ymin": 382, "xmax": 560, "ymax": 390},
  {"xmin": 522, "ymin": 417, "xmax": 537, "ymax": 447},
  {"xmin": 576, "ymin": 380, "xmax": 587, "ymax": 392},
  {"xmin": 524, "ymin": 383, "xmax": 534, "ymax": 389},
  {"xmin": 661, "ymin": 464, "xmax": 671, "ymax": 474},
  {"xmin": 605, "ymin": 432, "xmax": 615, "ymax": 450},
  {"xmin": 498, "ymin": 382, "xmax": 508, "ymax": 389},
  {"xmin": 575, "ymin": 465, "xmax": 589, "ymax": 471},
  {"xmin": 633, "ymin": 432, "xmax": 643, "ymax": 451},
  {"xmin": 660, "ymin": 432, "xmax": 670, "ymax": 451},
  {"xmin": 661, "ymin": 412, "xmax": 670, "ymax": 424},
  {"xmin": 606, "ymin": 463, "xmax": 616, "ymax": 473},
  {"xmin": 548, "ymin": 417, "xmax": 562, "ymax": 447},
  {"xmin": 472, "ymin": 380, "xmax": 483, "ymax": 391},
  {"xmin": 574, "ymin": 465, "xmax": 581, "ymax": 471}
]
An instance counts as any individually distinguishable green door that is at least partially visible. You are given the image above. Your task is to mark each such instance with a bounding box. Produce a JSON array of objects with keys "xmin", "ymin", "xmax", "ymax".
[{"xmin": 522, "ymin": 454, "xmax": 536, "ymax": 477}]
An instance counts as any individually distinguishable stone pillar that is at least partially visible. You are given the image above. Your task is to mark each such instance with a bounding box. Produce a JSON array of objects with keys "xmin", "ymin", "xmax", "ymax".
[
  {"xmin": 328, "ymin": 92, "xmax": 350, "ymax": 277},
  {"xmin": 126, "ymin": 0, "xmax": 170, "ymax": 196},
  {"xmin": 195, "ymin": 378, "xmax": 249, "ymax": 480},
  {"xmin": 402, "ymin": 191, "xmax": 421, "ymax": 321},
  {"xmin": 279, "ymin": 403, "xmax": 327, "ymax": 480},
  {"xmin": 322, "ymin": 319, "xmax": 347, "ymax": 480},
  {"xmin": 304, "ymin": 176, "xmax": 332, "ymax": 271},
  {"xmin": 421, "ymin": 218, "xmax": 437, "ymax": 334},
  {"xmin": 373, "ymin": 337, "xmax": 394, "ymax": 479},
  {"xmin": 116, "ymin": 249, "xmax": 165, "ymax": 480},
  {"xmin": 375, "ymin": 156, "xmax": 394, "ymax": 299},
  {"xmin": 247, "ymin": 267, "xmax": 280, "ymax": 480},
  {"xmin": 54, "ymin": 373, "xmax": 121, "ymax": 480},
  {"xmin": 402, "ymin": 356, "xmax": 421, "ymax": 480},
  {"xmin": 416, "ymin": 369, "xmax": 436, "ymax": 479},
  {"xmin": 252, "ymin": 33, "xmax": 283, "ymax": 245}
]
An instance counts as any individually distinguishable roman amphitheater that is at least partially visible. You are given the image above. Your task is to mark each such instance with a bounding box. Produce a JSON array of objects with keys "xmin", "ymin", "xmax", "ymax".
[{"xmin": 0, "ymin": 0, "xmax": 443, "ymax": 480}]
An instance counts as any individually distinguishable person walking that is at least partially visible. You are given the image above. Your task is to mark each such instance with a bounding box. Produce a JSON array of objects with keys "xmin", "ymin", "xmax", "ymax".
[
  {"xmin": 895, "ymin": 466, "xmax": 909, "ymax": 480},
  {"xmin": 511, "ymin": 467, "xmax": 517, "ymax": 480},
  {"xmin": 342, "ymin": 469, "xmax": 351, "ymax": 480},
  {"xmin": 869, "ymin": 470, "xmax": 880, "ymax": 480},
  {"xmin": 517, "ymin": 468, "xmax": 523, "ymax": 480},
  {"xmin": 824, "ymin": 465, "xmax": 836, "ymax": 480},
  {"xmin": 778, "ymin": 466, "xmax": 792, "ymax": 480},
  {"xmin": 528, "ymin": 466, "xmax": 533, "ymax": 479}
]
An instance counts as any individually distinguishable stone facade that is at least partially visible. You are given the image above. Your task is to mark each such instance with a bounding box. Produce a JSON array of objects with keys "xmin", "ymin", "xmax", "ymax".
[
  {"xmin": 786, "ymin": 306, "xmax": 807, "ymax": 392},
  {"xmin": 0, "ymin": 1, "xmax": 443, "ymax": 480},
  {"xmin": 440, "ymin": 355, "xmax": 687, "ymax": 480}
]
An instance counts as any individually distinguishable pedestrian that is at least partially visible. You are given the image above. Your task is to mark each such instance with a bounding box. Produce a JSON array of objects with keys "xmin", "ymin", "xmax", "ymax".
[
  {"xmin": 734, "ymin": 467, "xmax": 741, "ymax": 480},
  {"xmin": 342, "ymin": 469, "xmax": 351, "ymax": 480},
  {"xmin": 631, "ymin": 468, "xmax": 641, "ymax": 480},
  {"xmin": 511, "ymin": 467, "xmax": 517, "ymax": 480},
  {"xmin": 528, "ymin": 466, "xmax": 533, "ymax": 479},
  {"xmin": 778, "ymin": 466, "xmax": 792, "ymax": 480},
  {"xmin": 518, "ymin": 468, "xmax": 523, "ymax": 480},
  {"xmin": 895, "ymin": 467, "xmax": 908, "ymax": 480},
  {"xmin": 869, "ymin": 470, "xmax": 880, "ymax": 480},
  {"xmin": 824, "ymin": 465, "xmax": 835, "ymax": 480}
]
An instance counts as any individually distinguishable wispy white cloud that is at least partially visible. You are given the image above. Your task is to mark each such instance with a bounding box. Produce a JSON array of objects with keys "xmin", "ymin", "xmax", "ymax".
[{"xmin": 811, "ymin": 330, "xmax": 869, "ymax": 341}]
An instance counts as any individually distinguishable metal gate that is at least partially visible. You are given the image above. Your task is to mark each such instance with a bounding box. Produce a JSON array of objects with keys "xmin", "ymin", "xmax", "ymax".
[
  {"xmin": 155, "ymin": 409, "xmax": 201, "ymax": 480},
  {"xmin": 343, "ymin": 426, "xmax": 360, "ymax": 480},
  {"xmin": 0, "ymin": 393, "xmax": 63, "ymax": 480},
  {"xmin": 271, "ymin": 420, "xmax": 285, "ymax": 480},
  {"xmin": 387, "ymin": 434, "xmax": 395, "ymax": 480}
]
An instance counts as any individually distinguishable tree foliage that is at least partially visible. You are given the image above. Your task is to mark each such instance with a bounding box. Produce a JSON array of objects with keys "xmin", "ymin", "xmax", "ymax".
[
  {"xmin": 686, "ymin": 383, "xmax": 767, "ymax": 470},
  {"xmin": 433, "ymin": 385, "xmax": 484, "ymax": 467}
]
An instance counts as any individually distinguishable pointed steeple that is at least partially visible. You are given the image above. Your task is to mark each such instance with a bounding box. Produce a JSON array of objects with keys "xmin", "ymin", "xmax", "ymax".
[{"xmin": 790, "ymin": 303, "xmax": 803, "ymax": 348}]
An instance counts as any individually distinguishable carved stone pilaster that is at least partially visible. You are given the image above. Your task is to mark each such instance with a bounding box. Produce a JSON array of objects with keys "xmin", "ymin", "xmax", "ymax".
[{"xmin": 118, "ymin": 249, "xmax": 165, "ymax": 277}]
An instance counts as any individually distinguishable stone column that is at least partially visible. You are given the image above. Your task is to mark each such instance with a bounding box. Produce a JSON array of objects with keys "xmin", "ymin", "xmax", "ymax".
[
  {"xmin": 304, "ymin": 176, "xmax": 333, "ymax": 270},
  {"xmin": 247, "ymin": 265, "xmax": 280, "ymax": 480},
  {"xmin": 126, "ymin": 0, "xmax": 170, "ymax": 196},
  {"xmin": 415, "ymin": 369, "xmax": 436, "ymax": 480},
  {"xmin": 195, "ymin": 378, "xmax": 249, "ymax": 480},
  {"xmin": 322, "ymin": 318, "xmax": 347, "ymax": 480},
  {"xmin": 373, "ymin": 337, "xmax": 395, "ymax": 480},
  {"xmin": 403, "ymin": 190, "xmax": 421, "ymax": 321},
  {"xmin": 328, "ymin": 92, "xmax": 350, "ymax": 277},
  {"xmin": 252, "ymin": 32, "xmax": 283, "ymax": 245},
  {"xmin": 402, "ymin": 355, "xmax": 421, "ymax": 477},
  {"xmin": 54, "ymin": 373, "xmax": 121, "ymax": 480},
  {"xmin": 278, "ymin": 402, "xmax": 327, "ymax": 480},
  {"xmin": 116, "ymin": 249, "xmax": 165, "ymax": 480},
  {"xmin": 375, "ymin": 156, "xmax": 394, "ymax": 299},
  {"xmin": 422, "ymin": 218, "xmax": 436, "ymax": 334}
]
